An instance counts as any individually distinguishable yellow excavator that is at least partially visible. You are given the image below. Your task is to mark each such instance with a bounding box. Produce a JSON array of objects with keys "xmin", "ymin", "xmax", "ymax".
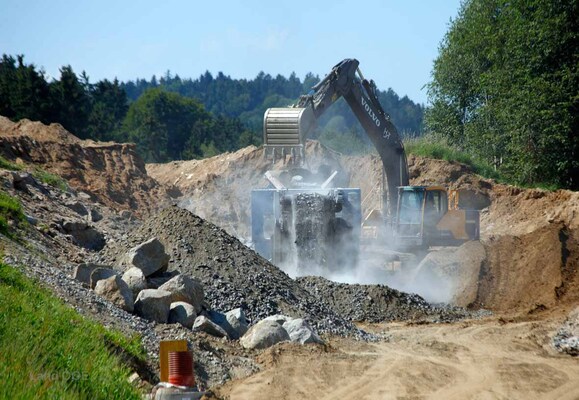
[{"xmin": 252, "ymin": 59, "xmax": 479, "ymax": 269}]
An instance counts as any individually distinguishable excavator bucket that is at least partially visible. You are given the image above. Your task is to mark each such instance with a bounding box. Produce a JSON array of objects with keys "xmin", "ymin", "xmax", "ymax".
[{"xmin": 263, "ymin": 107, "xmax": 315, "ymax": 165}]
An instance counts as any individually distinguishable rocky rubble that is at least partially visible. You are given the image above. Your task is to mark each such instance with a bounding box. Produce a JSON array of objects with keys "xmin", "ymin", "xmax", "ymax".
[
  {"xmin": 96, "ymin": 206, "xmax": 371, "ymax": 339},
  {"xmin": 297, "ymin": 276, "xmax": 490, "ymax": 323},
  {"xmin": 552, "ymin": 307, "xmax": 579, "ymax": 356}
]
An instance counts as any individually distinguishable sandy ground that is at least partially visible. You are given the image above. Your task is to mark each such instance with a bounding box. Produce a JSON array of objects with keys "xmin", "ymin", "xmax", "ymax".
[{"xmin": 217, "ymin": 316, "xmax": 579, "ymax": 400}]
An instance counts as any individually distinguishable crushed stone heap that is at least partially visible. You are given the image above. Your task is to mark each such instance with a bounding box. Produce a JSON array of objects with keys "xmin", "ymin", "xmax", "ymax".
[
  {"xmin": 297, "ymin": 276, "xmax": 490, "ymax": 323},
  {"xmin": 97, "ymin": 206, "xmax": 369, "ymax": 338}
]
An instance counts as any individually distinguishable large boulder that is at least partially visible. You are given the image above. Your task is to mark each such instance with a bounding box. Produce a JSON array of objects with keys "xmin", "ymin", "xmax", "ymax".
[
  {"xmin": 192, "ymin": 316, "xmax": 228, "ymax": 338},
  {"xmin": 72, "ymin": 262, "xmax": 109, "ymax": 287},
  {"xmin": 168, "ymin": 302, "xmax": 197, "ymax": 329},
  {"xmin": 408, "ymin": 241, "xmax": 485, "ymax": 305},
  {"xmin": 240, "ymin": 319, "xmax": 290, "ymax": 350},
  {"xmin": 134, "ymin": 289, "xmax": 173, "ymax": 323},
  {"xmin": 125, "ymin": 238, "xmax": 170, "ymax": 277},
  {"xmin": 94, "ymin": 275, "xmax": 134, "ymax": 313},
  {"xmin": 90, "ymin": 267, "xmax": 118, "ymax": 289},
  {"xmin": 263, "ymin": 314, "xmax": 292, "ymax": 325},
  {"xmin": 122, "ymin": 267, "xmax": 148, "ymax": 297},
  {"xmin": 206, "ymin": 310, "xmax": 239, "ymax": 339},
  {"xmin": 225, "ymin": 308, "xmax": 249, "ymax": 339},
  {"xmin": 282, "ymin": 318, "xmax": 324, "ymax": 345},
  {"xmin": 158, "ymin": 275, "xmax": 204, "ymax": 313}
]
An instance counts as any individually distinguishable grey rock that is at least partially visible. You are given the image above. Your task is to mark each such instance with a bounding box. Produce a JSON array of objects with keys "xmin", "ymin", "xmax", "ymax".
[
  {"xmin": 158, "ymin": 274, "xmax": 204, "ymax": 313},
  {"xmin": 77, "ymin": 191, "xmax": 92, "ymax": 201},
  {"xmin": 134, "ymin": 289, "xmax": 173, "ymax": 323},
  {"xmin": 282, "ymin": 318, "xmax": 324, "ymax": 345},
  {"xmin": 25, "ymin": 214, "xmax": 38, "ymax": 225},
  {"xmin": 240, "ymin": 319, "xmax": 290, "ymax": 350},
  {"xmin": 90, "ymin": 267, "xmax": 118, "ymax": 289},
  {"xmin": 263, "ymin": 314, "xmax": 292, "ymax": 325},
  {"xmin": 95, "ymin": 275, "xmax": 134, "ymax": 313},
  {"xmin": 553, "ymin": 306, "xmax": 579, "ymax": 356},
  {"xmin": 146, "ymin": 271, "xmax": 179, "ymax": 289},
  {"xmin": 62, "ymin": 220, "xmax": 106, "ymax": 251},
  {"xmin": 168, "ymin": 302, "xmax": 197, "ymax": 329},
  {"xmin": 125, "ymin": 238, "xmax": 170, "ymax": 277},
  {"xmin": 89, "ymin": 207, "xmax": 103, "ymax": 222},
  {"xmin": 225, "ymin": 308, "xmax": 249, "ymax": 339},
  {"xmin": 206, "ymin": 310, "xmax": 238, "ymax": 339},
  {"xmin": 72, "ymin": 262, "xmax": 109, "ymax": 287},
  {"xmin": 122, "ymin": 267, "xmax": 148, "ymax": 297},
  {"xmin": 119, "ymin": 210, "xmax": 133, "ymax": 220},
  {"xmin": 62, "ymin": 220, "xmax": 89, "ymax": 232},
  {"xmin": 65, "ymin": 201, "xmax": 88, "ymax": 216},
  {"xmin": 11, "ymin": 171, "xmax": 34, "ymax": 192},
  {"xmin": 193, "ymin": 315, "xmax": 228, "ymax": 338}
]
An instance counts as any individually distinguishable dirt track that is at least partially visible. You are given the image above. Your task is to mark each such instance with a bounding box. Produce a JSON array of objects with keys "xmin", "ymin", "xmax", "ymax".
[{"xmin": 219, "ymin": 317, "xmax": 579, "ymax": 399}]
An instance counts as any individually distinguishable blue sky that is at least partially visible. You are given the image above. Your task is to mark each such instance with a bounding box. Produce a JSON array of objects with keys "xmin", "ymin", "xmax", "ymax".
[{"xmin": 0, "ymin": 0, "xmax": 461, "ymax": 104}]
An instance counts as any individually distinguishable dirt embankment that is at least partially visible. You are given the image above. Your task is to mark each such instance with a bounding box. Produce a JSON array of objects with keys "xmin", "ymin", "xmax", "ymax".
[
  {"xmin": 407, "ymin": 160, "xmax": 579, "ymax": 315},
  {"xmin": 0, "ymin": 117, "xmax": 170, "ymax": 215}
]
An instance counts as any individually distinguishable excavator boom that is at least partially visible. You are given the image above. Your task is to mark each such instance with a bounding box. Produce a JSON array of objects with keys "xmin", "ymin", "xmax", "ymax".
[{"xmin": 264, "ymin": 58, "xmax": 409, "ymax": 218}]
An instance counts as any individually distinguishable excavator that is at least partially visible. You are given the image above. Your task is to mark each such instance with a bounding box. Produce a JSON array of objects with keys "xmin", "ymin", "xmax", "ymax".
[{"xmin": 251, "ymin": 59, "xmax": 479, "ymax": 271}]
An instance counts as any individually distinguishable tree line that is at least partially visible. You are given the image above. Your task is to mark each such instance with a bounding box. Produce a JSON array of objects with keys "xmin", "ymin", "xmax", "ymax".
[
  {"xmin": 0, "ymin": 54, "xmax": 425, "ymax": 163},
  {"xmin": 0, "ymin": 54, "xmax": 254, "ymax": 162},
  {"xmin": 426, "ymin": 0, "xmax": 578, "ymax": 189}
]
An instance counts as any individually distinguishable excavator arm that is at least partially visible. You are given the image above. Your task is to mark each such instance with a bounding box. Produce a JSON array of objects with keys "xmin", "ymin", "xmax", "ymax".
[{"xmin": 265, "ymin": 58, "xmax": 409, "ymax": 218}]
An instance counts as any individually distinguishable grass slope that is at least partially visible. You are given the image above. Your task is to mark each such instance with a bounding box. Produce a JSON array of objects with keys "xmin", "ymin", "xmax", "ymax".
[{"xmin": 0, "ymin": 262, "xmax": 144, "ymax": 399}]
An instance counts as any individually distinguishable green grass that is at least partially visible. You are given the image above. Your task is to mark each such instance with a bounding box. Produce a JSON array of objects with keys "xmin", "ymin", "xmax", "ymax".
[
  {"xmin": 0, "ymin": 190, "xmax": 26, "ymax": 237},
  {"xmin": 0, "ymin": 262, "xmax": 144, "ymax": 399},
  {"xmin": 0, "ymin": 155, "xmax": 68, "ymax": 191},
  {"xmin": 0, "ymin": 155, "xmax": 22, "ymax": 171},
  {"xmin": 32, "ymin": 168, "xmax": 68, "ymax": 191},
  {"xmin": 404, "ymin": 135, "xmax": 502, "ymax": 181}
]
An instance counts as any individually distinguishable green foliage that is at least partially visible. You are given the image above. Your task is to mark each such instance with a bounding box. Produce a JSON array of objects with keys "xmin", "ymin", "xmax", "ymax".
[
  {"xmin": 50, "ymin": 66, "xmax": 91, "ymax": 139},
  {"xmin": 0, "ymin": 190, "xmax": 25, "ymax": 237},
  {"xmin": 0, "ymin": 262, "xmax": 143, "ymax": 399},
  {"xmin": 426, "ymin": 0, "xmax": 578, "ymax": 189},
  {"xmin": 404, "ymin": 135, "xmax": 501, "ymax": 180},
  {"xmin": 32, "ymin": 168, "xmax": 68, "ymax": 191}
]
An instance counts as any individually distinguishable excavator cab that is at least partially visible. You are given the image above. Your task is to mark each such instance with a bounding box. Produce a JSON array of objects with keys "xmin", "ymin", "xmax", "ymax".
[{"xmin": 396, "ymin": 186, "xmax": 479, "ymax": 249}]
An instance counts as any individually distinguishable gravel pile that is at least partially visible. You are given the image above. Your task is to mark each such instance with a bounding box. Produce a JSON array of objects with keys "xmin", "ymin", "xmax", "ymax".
[
  {"xmin": 1, "ymin": 233, "xmax": 258, "ymax": 390},
  {"xmin": 297, "ymin": 276, "xmax": 491, "ymax": 323},
  {"xmin": 96, "ymin": 206, "xmax": 371, "ymax": 339}
]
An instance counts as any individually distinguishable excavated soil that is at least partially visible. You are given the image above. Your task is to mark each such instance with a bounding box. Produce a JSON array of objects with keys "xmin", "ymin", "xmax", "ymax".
[
  {"xmin": 0, "ymin": 117, "xmax": 171, "ymax": 215},
  {"xmin": 148, "ymin": 141, "xmax": 579, "ymax": 317},
  {"xmin": 218, "ymin": 319, "xmax": 579, "ymax": 400},
  {"xmin": 1, "ymin": 115, "xmax": 578, "ymax": 397}
]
